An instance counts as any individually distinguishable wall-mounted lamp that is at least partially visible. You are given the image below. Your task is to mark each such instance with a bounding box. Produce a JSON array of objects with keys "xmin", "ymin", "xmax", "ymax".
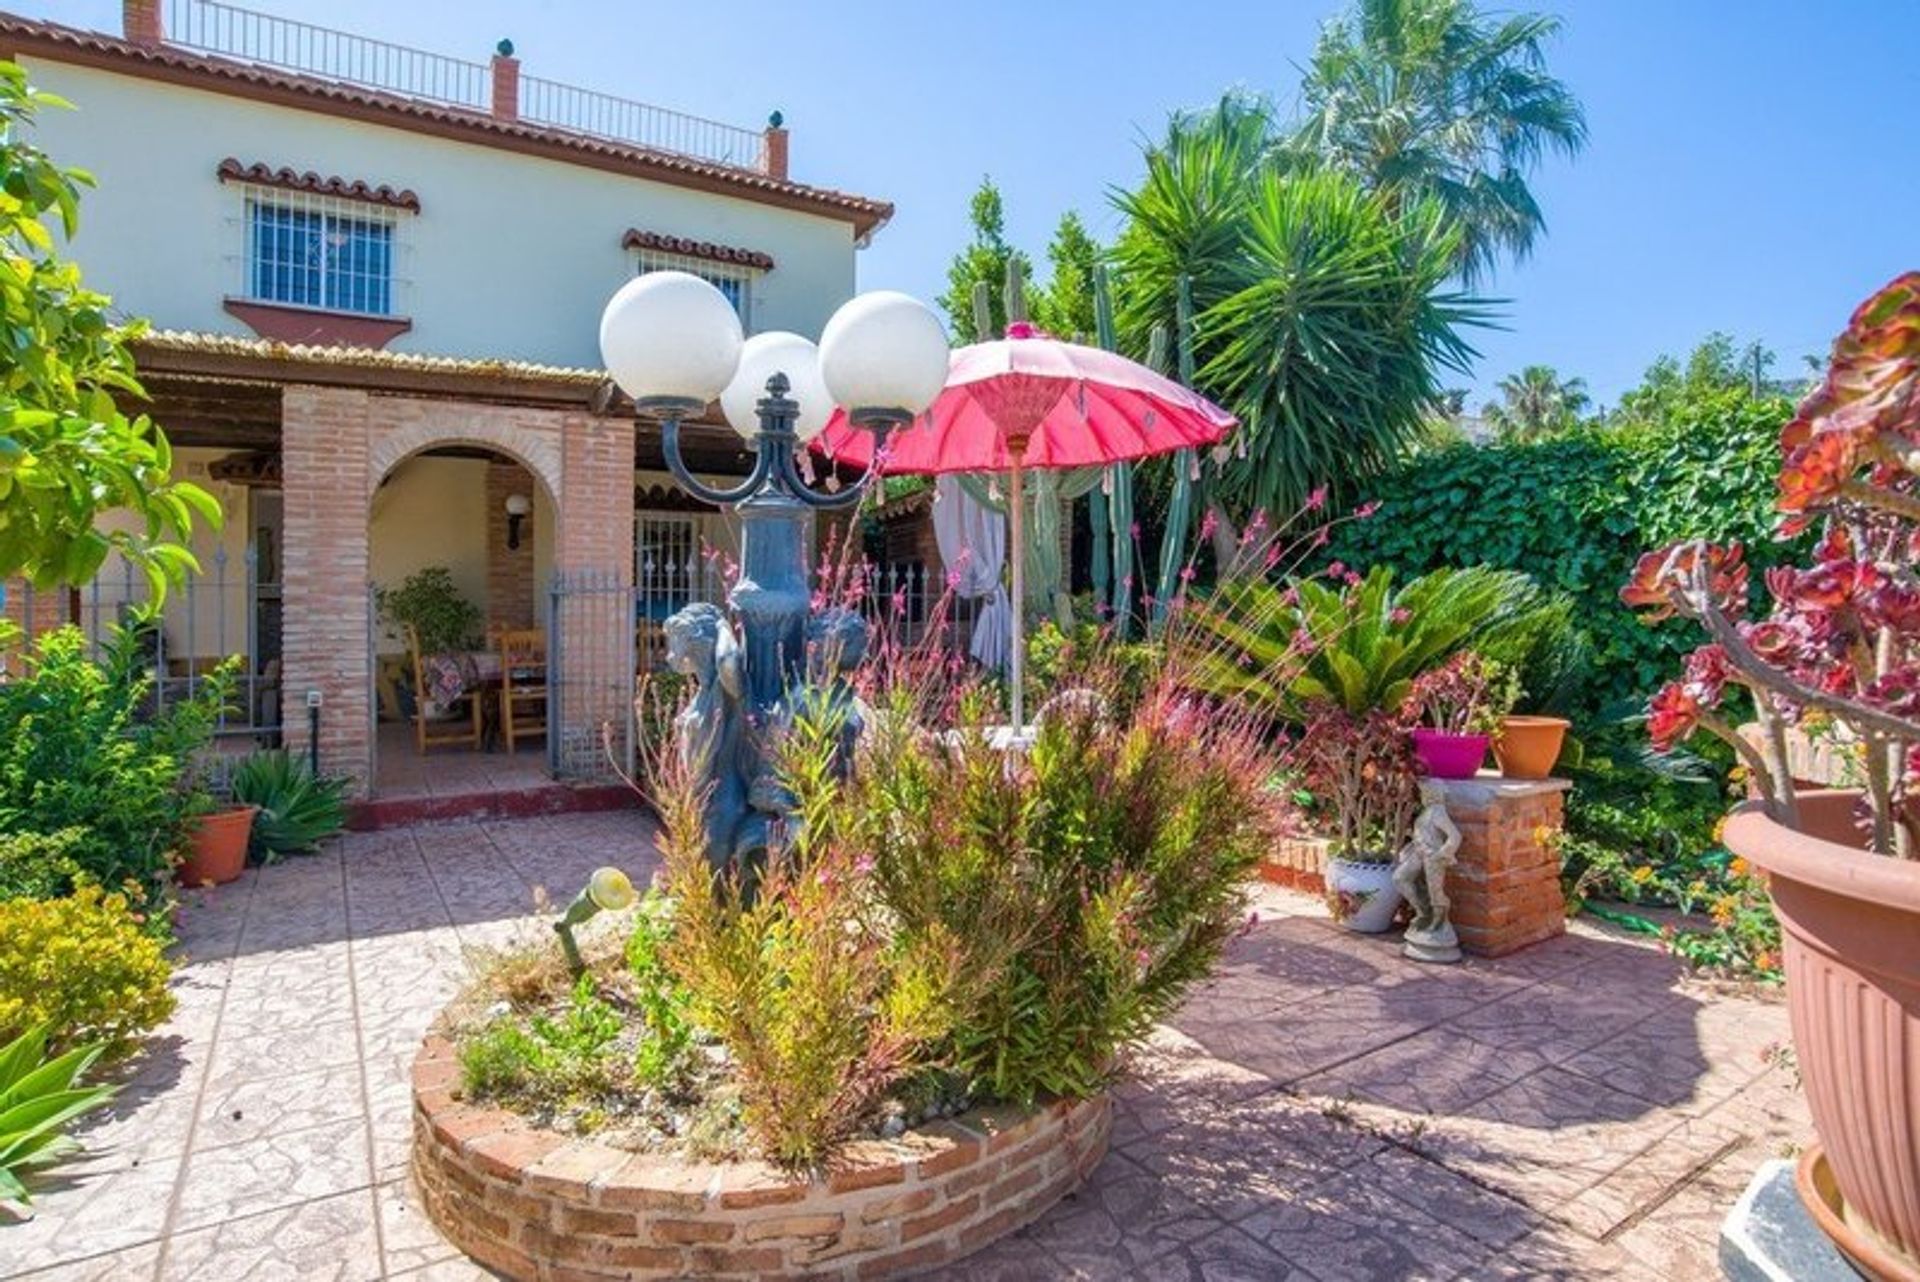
[{"xmin": 504, "ymin": 492, "xmax": 532, "ymax": 550}]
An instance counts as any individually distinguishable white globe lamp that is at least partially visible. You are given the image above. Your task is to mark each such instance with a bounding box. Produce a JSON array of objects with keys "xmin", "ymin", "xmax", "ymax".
[
  {"xmin": 720, "ymin": 332, "xmax": 833, "ymax": 442},
  {"xmin": 598, "ymin": 271, "xmax": 744, "ymax": 405},
  {"xmin": 818, "ymin": 291, "xmax": 949, "ymax": 419}
]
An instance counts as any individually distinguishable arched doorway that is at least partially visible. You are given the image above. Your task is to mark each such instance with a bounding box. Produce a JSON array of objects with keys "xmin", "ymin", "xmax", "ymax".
[{"xmin": 367, "ymin": 442, "xmax": 557, "ymax": 798}]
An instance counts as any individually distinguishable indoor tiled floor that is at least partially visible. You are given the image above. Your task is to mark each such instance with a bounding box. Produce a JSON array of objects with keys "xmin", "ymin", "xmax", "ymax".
[
  {"xmin": 1, "ymin": 812, "xmax": 1808, "ymax": 1281},
  {"xmin": 371, "ymin": 723, "xmax": 552, "ymax": 800}
]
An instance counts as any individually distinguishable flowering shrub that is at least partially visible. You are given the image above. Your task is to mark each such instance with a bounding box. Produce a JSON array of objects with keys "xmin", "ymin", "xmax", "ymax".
[
  {"xmin": 1622, "ymin": 273, "xmax": 1920, "ymax": 857},
  {"xmin": 1293, "ymin": 703, "xmax": 1421, "ymax": 859},
  {"xmin": 0, "ymin": 883, "xmax": 175, "ymax": 1059},
  {"xmin": 1407, "ymin": 651, "xmax": 1516, "ymax": 735}
]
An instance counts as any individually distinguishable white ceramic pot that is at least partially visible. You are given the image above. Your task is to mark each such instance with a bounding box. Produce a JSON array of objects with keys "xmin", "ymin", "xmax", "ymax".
[{"xmin": 1326, "ymin": 855, "xmax": 1402, "ymax": 934}]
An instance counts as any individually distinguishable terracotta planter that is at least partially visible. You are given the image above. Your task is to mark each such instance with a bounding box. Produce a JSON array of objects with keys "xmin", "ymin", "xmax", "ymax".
[
  {"xmin": 1725, "ymin": 790, "xmax": 1920, "ymax": 1279},
  {"xmin": 1325, "ymin": 855, "xmax": 1402, "ymax": 933},
  {"xmin": 176, "ymin": 806, "xmax": 257, "ymax": 888},
  {"xmin": 1410, "ymin": 728, "xmax": 1489, "ymax": 780},
  {"xmin": 1492, "ymin": 715, "xmax": 1569, "ymax": 779}
]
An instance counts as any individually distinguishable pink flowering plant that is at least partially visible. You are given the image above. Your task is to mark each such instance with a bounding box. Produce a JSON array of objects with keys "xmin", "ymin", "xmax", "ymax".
[
  {"xmin": 1407, "ymin": 651, "xmax": 1517, "ymax": 736},
  {"xmin": 1621, "ymin": 273, "xmax": 1920, "ymax": 858}
]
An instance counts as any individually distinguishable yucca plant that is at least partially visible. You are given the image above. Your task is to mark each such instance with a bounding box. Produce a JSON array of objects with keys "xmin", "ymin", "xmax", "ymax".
[
  {"xmin": 1185, "ymin": 564, "xmax": 1552, "ymax": 720},
  {"xmin": 228, "ymin": 750, "xmax": 347, "ymax": 863},
  {"xmin": 0, "ymin": 1024, "xmax": 116, "ymax": 1206}
]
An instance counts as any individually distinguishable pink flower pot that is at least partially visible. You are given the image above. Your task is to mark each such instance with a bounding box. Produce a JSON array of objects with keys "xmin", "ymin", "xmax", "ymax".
[{"xmin": 1410, "ymin": 729, "xmax": 1489, "ymax": 780}]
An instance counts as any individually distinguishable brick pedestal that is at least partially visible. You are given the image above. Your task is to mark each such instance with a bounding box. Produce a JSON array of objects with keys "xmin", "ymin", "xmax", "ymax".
[{"xmin": 1436, "ymin": 774, "xmax": 1570, "ymax": 957}]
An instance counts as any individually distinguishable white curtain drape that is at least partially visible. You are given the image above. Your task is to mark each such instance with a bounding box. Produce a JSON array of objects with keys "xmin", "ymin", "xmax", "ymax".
[{"xmin": 933, "ymin": 474, "xmax": 1012, "ymax": 671}]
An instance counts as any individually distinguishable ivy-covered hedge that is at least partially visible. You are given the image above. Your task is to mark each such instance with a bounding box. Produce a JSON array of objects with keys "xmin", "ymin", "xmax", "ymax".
[{"xmin": 1325, "ymin": 389, "xmax": 1799, "ymax": 716}]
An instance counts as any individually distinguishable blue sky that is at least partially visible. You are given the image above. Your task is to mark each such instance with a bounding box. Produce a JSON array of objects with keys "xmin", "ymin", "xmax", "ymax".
[{"xmin": 22, "ymin": 0, "xmax": 1920, "ymax": 408}]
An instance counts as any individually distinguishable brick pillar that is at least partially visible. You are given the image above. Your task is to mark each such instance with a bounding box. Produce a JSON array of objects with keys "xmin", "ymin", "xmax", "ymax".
[
  {"xmin": 123, "ymin": 0, "xmax": 163, "ymax": 45},
  {"xmin": 1437, "ymin": 775, "xmax": 1570, "ymax": 957},
  {"xmin": 551, "ymin": 411, "xmax": 635, "ymax": 771},
  {"xmin": 490, "ymin": 45, "xmax": 520, "ymax": 122},
  {"xmin": 485, "ymin": 460, "xmax": 537, "ymax": 632},
  {"xmin": 280, "ymin": 385, "xmax": 375, "ymax": 797},
  {"xmin": 763, "ymin": 116, "xmax": 789, "ymax": 180}
]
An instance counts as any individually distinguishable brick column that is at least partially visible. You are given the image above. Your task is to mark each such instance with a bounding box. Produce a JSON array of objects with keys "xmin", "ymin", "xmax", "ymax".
[
  {"xmin": 1436, "ymin": 775, "xmax": 1570, "ymax": 957},
  {"xmin": 123, "ymin": 0, "xmax": 162, "ymax": 45},
  {"xmin": 763, "ymin": 114, "xmax": 789, "ymax": 180},
  {"xmin": 489, "ymin": 44, "xmax": 520, "ymax": 122},
  {"xmin": 551, "ymin": 412, "xmax": 635, "ymax": 772},
  {"xmin": 280, "ymin": 385, "xmax": 375, "ymax": 797},
  {"xmin": 485, "ymin": 460, "xmax": 537, "ymax": 632}
]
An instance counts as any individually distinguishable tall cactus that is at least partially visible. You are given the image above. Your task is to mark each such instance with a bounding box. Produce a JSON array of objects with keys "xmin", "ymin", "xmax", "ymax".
[{"xmin": 1151, "ymin": 276, "xmax": 1198, "ymax": 635}]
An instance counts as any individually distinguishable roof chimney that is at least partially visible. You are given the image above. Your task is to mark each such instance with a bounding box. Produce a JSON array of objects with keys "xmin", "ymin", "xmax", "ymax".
[{"xmin": 124, "ymin": 0, "xmax": 164, "ymax": 45}]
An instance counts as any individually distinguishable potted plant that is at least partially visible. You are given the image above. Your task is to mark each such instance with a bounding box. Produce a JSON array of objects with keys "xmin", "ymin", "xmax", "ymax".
[
  {"xmin": 1407, "ymin": 652, "xmax": 1511, "ymax": 779},
  {"xmin": 1299, "ymin": 704, "xmax": 1421, "ymax": 932},
  {"xmin": 1621, "ymin": 272, "xmax": 1920, "ymax": 1280},
  {"xmin": 376, "ymin": 567, "xmax": 482, "ymax": 718},
  {"xmin": 378, "ymin": 566, "xmax": 481, "ymax": 656}
]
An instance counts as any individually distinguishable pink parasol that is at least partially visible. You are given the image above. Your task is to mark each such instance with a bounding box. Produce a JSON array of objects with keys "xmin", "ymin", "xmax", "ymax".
[{"xmin": 813, "ymin": 323, "xmax": 1237, "ymax": 727}]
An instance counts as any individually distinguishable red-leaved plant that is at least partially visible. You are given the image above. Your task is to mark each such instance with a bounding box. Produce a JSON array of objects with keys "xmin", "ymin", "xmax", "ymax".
[
  {"xmin": 1621, "ymin": 272, "xmax": 1920, "ymax": 857},
  {"xmin": 1407, "ymin": 651, "xmax": 1513, "ymax": 736}
]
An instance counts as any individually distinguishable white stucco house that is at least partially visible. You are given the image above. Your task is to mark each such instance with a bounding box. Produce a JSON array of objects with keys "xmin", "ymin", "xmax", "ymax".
[{"xmin": 0, "ymin": 0, "xmax": 893, "ymax": 808}]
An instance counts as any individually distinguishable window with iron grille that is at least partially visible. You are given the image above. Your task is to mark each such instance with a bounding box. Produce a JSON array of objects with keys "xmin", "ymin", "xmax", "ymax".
[
  {"xmin": 243, "ymin": 193, "xmax": 401, "ymax": 315},
  {"xmin": 636, "ymin": 514, "xmax": 703, "ymax": 614},
  {"xmin": 632, "ymin": 250, "xmax": 756, "ymax": 328}
]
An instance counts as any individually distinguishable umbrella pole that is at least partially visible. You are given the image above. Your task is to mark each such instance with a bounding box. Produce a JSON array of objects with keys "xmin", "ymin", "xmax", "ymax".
[{"xmin": 1009, "ymin": 457, "xmax": 1025, "ymax": 731}]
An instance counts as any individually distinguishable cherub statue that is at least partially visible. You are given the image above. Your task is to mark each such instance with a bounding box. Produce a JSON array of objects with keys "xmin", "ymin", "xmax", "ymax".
[
  {"xmin": 664, "ymin": 603, "xmax": 756, "ymax": 877},
  {"xmin": 1394, "ymin": 778, "xmax": 1463, "ymax": 963}
]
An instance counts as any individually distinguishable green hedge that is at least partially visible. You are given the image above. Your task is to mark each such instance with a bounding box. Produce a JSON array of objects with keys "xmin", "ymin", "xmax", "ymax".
[{"xmin": 1324, "ymin": 389, "xmax": 1798, "ymax": 716}]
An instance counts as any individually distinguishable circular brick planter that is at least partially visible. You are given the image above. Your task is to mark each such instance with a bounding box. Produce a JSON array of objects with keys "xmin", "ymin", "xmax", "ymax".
[{"xmin": 410, "ymin": 1034, "xmax": 1112, "ymax": 1280}]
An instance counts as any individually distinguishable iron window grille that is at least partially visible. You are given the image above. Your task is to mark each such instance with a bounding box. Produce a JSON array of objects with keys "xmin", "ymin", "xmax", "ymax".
[
  {"xmin": 631, "ymin": 249, "xmax": 758, "ymax": 329},
  {"xmin": 235, "ymin": 187, "xmax": 411, "ymax": 316}
]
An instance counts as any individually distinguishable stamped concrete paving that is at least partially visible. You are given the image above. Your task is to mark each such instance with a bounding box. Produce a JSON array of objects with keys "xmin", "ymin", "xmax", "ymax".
[{"xmin": 2, "ymin": 811, "xmax": 1807, "ymax": 1281}]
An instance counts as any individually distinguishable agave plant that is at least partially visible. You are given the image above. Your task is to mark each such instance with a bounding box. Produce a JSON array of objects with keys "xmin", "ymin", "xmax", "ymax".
[
  {"xmin": 0, "ymin": 1024, "xmax": 116, "ymax": 1206},
  {"xmin": 228, "ymin": 750, "xmax": 347, "ymax": 863},
  {"xmin": 1185, "ymin": 564, "xmax": 1553, "ymax": 720}
]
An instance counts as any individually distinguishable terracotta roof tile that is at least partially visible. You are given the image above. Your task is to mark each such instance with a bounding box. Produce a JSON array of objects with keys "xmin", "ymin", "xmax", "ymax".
[
  {"xmin": 135, "ymin": 328, "xmax": 604, "ymax": 384},
  {"xmin": 216, "ymin": 158, "xmax": 421, "ymax": 211},
  {"xmin": 2, "ymin": 16, "xmax": 893, "ymax": 237},
  {"xmin": 622, "ymin": 229, "xmax": 775, "ymax": 271}
]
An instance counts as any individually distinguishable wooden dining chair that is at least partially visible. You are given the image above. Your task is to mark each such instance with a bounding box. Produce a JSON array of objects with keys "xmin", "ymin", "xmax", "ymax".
[
  {"xmin": 498, "ymin": 628, "xmax": 548, "ymax": 754},
  {"xmin": 406, "ymin": 624, "xmax": 483, "ymax": 754}
]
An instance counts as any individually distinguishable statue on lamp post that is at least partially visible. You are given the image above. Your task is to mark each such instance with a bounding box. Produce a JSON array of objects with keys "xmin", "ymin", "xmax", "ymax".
[{"xmin": 599, "ymin": 275, "xmax": 948, "ymax": 878}]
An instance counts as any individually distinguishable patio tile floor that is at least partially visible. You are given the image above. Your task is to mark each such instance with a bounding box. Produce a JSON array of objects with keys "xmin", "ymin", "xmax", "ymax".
[{"xmin": 1, "ymin": 811, "xmax": 1808, "ymax": 1281}]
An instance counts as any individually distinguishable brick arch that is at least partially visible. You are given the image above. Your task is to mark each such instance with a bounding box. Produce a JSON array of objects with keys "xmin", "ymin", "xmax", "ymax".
[{"xmin": 367, "ymin": 416, "xmax": 563, "ymax": 504}]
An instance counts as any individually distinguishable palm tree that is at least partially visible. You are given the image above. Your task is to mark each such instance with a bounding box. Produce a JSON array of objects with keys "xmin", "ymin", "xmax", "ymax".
[
  {"xmin": 1288, "ymin": 0, "xmax": 1587, "ymax": 283},
  {"xmin": 1483, "ymin": 364, "xmax": 1589, "ymax": 441},
  {"xmin": 1110, "ymin": 100, "xmax": 1489, "ymax": 520}
]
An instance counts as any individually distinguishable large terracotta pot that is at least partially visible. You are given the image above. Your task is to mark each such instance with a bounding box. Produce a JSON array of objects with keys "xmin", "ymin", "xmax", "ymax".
[
  {"xmin": 176, "ymin": 806, "xmax": 257, "ymax": 888},
  {"xmin": 1725, "ymin": 790, "xmax": 1920, "ymax": 1280},
  {"xmin": 1492, "ymin": 715, "xmax": 1569, "ymax": 779}
]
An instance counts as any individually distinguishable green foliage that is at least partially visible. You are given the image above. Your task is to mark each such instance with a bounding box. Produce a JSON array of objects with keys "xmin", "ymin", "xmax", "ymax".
[
  {"xmin": 1024, "ymin": 620, "xmax": 1162, "ymax": 715},
  {"xmin": 1110, "ymin": 98, "xmax": 1489, "ymax": 517},
  {"xmin": 1030, "ymin": 210, "xmax": 1101, "ymax": 341},
  {"xmin": 376, "ymin": 566, "xmax": 480, "ymax": 656},
  {"xmin": 1324, "ymin": 388, "xmax": 1798, "ymax": 717},
  {"xmin": 937, "ymin": 177, "xmax": 1033, "ymax": 342},
  {"xmin": 1483, "ymin": 365, "xmax": 1591, "ymax": 442},
  {"xmin": 0, "ymin": 61, "xmax": 219, "ymax": 593},
  {"xmin": 0, "ymin": 625, "xmax": 230, "ymax": 917},
  {"xmin": 657, "ymin": 701, "xmax": 953, "ymax": 1168},
  {"xmin": 0, "ymin": 883, "xmax": 174, "ymax": 1060},
  {"xmin": 623, "ymin": 894, "xmax": 695, "ymax": 1089},
  {"xmin": 1188, "ymin": 565, "xmax": 1557, "ymax": 719},
  {"xmin": 1286, "ymin": 0, "xmax": 1587, "ymax": 284},
  {"xmin": 0, "ymin": 1023, "xmax": 116, "ymax": 1206},
  {"xmin": 846, "ymin": 673, "xmax": 1285, "ymax": 1105},
  {"xmin": 459, "ymin": 975, "xmax": 624, "ymax": 1102},
  {"xmin": 228, "ymin": 750, "xmax": 346, "ymax": 864}
]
